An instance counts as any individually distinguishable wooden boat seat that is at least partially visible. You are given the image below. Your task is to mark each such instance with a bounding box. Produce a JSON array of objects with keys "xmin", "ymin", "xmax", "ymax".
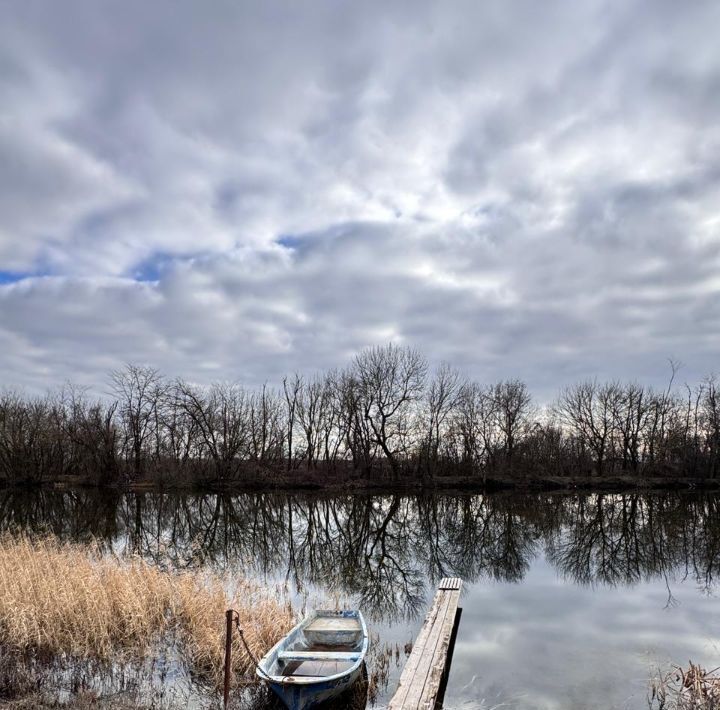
[
  {"xmin": 303, "ymin": 643, "xmax": 357, "ymax": 652},
  {"xmin": 278, "ymin": 651, "xmax": 360, "ymax": 662},
  {"xmin": 304, "ymin": 617, "xmax": 361, "ymax": 633}
]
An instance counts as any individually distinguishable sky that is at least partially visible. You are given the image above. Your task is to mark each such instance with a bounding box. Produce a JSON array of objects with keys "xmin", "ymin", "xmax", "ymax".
[{"xmin": 1, "ymin": 0, "xmax": 719, "ymax": 398}]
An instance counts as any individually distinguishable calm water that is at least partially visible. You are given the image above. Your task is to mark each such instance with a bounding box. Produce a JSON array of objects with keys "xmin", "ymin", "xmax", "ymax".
[{"xmin": 2, "ymin": 489, "xmax": 718, "ymax": 709}]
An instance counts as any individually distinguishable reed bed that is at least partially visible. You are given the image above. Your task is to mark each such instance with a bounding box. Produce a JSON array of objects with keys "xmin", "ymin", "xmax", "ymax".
[
  {"xmin": 650, "ymin": 662, "xmax": 720, "ymax": 709},
  {"xmin": 0, "ymin": 535, "xmax": 294, "ymax": 691}
]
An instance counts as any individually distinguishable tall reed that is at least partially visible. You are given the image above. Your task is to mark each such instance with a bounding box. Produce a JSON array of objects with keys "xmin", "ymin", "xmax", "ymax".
[
  {"xmin": 650, "ymin": 662, "xmax": 720, "ymax": 709},
  {"xmin": 0, "ymin": 535, "xmax": 294, "ymax": 687}
]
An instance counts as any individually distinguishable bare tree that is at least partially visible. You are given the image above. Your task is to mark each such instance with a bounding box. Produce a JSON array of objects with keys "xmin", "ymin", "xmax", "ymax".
[
  {"xmin": 352, "ymin": 344, "xmax": 428, "ymax": 478},
  {"xmin": 645, "ymin": 360, "xmax": 681, "ymax": 467},
  {"xmin": 174, "ymin": 380, "xmax": 250, "ymax": 479},
  {"xmin": 330, "ymin": 368, "xmax": 375, "ymax": 472},
  {"xmin": 249, "ymin": 385, "xmax": 285, "ymax": 463},
  {"xmin": 610, "ymin": 383, "xmax": 650, "ymax": 472},
  {"xmin": 702, "ymin": 376, "xmax": 720, "ymax": 478},
  {"xmin": 109, "ymin": 365, "xmax": 165, "ymax": 478},
  {"xmin": 283, "ymin": 374, "xmax": 302, "ymax": 471},
  {"xmin": 423, "ymin": 363, "xmax": 463, "ymax": 476},
  {"xmin": 56, "ymin": 384, "xmax": 119, "ymax": 481},
  {"xmin": 157, "ymin": 386, "xmax": 198, "ymax": 472},
  {"xmin": 556, "ymin": 380, "xmax": 620, "ymax": 474},
  {"xmin": 489, "ymin": 380, "xmax": 532, "ymax": 467},
  {"xmin": 295, "ymin": 374, "xmax": 336, "ymax": 469},
  {"xmin": 455, "ymin": 382, "xmax": 483, "ymax": 472}
]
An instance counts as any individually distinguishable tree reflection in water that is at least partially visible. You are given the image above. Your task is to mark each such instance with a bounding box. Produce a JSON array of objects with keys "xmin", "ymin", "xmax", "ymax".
[{"xmin": 0, "ymin": 489, "xmax": 718, "ymax": 621}]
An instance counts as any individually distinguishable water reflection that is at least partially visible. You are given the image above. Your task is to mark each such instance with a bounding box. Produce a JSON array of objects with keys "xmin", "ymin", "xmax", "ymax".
[{"xmin": 1, "ymin": 489, "xmax": 718, "ymax": 622}]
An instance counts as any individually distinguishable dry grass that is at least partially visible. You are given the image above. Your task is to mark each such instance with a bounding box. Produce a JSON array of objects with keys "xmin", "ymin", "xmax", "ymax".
[
  {"xmin": 0, "ymin": 535, "xmax": 294, "ymax": 689},
  {"xmin": 650, "ymin": 662, "xmax": 720, "ymax": 709}
]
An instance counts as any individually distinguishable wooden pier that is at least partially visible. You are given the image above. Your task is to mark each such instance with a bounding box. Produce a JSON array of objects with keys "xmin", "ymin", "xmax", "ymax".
[{"xmin": 388, "ymin": 577, "xmax": 463, "ymax": 710}]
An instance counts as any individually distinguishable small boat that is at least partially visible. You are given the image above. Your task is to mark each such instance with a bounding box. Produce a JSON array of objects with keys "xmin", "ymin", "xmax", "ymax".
[{"xmin": 256, "ymin": 609, "xmax": 368, "ymax": 710}]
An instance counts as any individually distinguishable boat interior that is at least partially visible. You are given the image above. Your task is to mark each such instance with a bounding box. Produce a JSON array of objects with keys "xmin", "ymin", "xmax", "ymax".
[{"xmin": 273, "ymin": 613, "xmax": 364, "ymax": 679}]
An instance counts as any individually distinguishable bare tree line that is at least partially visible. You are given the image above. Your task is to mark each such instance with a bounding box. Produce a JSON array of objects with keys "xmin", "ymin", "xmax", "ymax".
[{"xmin": 0, "ymin": 344, "xmax": 719, "ymax": 485}]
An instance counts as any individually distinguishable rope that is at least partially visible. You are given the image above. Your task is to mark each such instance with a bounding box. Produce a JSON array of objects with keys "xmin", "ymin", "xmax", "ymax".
[{"xmin": 233, "ymin": 614, "xmax": 272, "ymax": 681}]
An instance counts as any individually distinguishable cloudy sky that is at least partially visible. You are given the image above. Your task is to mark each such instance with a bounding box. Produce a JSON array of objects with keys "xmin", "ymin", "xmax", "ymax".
[{"xmin": 1, "ymin": 0, "xmax": 719, "ymax": 397}]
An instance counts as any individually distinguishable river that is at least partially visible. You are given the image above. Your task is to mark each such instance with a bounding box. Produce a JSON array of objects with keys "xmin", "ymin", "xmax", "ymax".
[{"xmin": 1, "ymin": 489, "xmax": 718, "ymax": 709}]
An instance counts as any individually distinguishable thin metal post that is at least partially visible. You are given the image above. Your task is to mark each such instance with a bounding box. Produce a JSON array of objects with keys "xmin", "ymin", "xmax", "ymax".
[{"xmin": 224, "ymin": 609, "xmax": 235, "ymax": 709}]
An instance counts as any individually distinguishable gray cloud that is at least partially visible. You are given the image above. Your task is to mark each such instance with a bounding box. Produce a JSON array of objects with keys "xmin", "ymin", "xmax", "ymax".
[{"xmin": 0, "ymin": 0, "xmax": 719, "ymax": 397}]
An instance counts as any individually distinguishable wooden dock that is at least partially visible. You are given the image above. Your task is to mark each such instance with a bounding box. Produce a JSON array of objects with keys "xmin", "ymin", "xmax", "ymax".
[{"xmin": 388, "ymin": 577, "xmax": 463, "ymax": 710}]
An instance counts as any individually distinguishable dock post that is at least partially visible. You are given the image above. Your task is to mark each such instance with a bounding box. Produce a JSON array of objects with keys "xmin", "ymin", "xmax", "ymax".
[{"xmin": 223, "ymin": 609, "xmax": 235, "ymax": 708}]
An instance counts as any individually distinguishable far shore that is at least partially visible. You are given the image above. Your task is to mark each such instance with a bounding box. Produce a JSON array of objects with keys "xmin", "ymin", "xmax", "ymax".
[{"xmin": 3, "ymin": 470, "xmax": 719, "ymax": 495}]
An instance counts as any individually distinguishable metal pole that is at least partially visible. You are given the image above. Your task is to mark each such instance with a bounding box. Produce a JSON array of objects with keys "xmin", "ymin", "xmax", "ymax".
[{"xmin": 224, "ymin": 609, "xmax": 235, "ymax": 709}]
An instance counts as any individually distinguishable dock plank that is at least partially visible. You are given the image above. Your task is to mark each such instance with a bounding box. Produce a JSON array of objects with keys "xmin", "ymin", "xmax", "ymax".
[
  {"xmin": 388, "ymin": 578, "xmax": 462, "ymax": 709},
  {"xmin": 389, "ymin": 593, "xmax": 444, "ymax": 707},
  {"xmin": 401, "ymin": 592, "xmax": 454, "ymax": 708}
]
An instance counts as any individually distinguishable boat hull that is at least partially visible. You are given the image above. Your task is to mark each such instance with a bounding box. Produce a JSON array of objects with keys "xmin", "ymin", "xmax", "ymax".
[
  {"xmin": 258, "ymin": 609, "xmax": 368, "ymax": 710},
  {"xmin": 267, "ymin": 662, "xmax": 362, "ymax": 710}
]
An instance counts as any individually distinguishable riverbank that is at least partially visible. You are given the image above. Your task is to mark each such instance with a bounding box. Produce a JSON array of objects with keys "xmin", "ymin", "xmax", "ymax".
[{"xmin": 3, "ymin": 468, "xmax": 718, "ymax": 495}]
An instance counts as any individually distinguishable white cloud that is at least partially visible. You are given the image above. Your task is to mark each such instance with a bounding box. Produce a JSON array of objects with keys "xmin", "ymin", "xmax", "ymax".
[{"xmin": 0, "ymin": 0, "xmax": 719, "ymax": 394}]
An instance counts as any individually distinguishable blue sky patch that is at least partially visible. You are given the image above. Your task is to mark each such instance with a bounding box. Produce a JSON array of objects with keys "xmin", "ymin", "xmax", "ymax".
[
  {"xmin": 131, "ymin": 253, "xmax": 205, "ymax": 282},
  {"xmin": 0, "ymin": 270, "xmax": 47, "ymax": 285},
  {"xmin": 277, "ymin": 234, "xmax": 302, "ymax": 249},
  {"xmin": 132, "ymin": 255, "xmax": 171, "ymax": 282}
]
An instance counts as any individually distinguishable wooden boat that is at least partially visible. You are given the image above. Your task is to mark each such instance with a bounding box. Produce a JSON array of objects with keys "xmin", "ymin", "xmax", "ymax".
[{"xmin": 256, "ymin": 609, "xmax": 368, "ymax": 710}]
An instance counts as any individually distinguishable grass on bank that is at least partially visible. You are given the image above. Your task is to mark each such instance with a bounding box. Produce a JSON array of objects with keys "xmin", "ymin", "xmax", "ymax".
[{"xmin": 0, "ymin": 535, "xmax": 294, "ymax": 690}]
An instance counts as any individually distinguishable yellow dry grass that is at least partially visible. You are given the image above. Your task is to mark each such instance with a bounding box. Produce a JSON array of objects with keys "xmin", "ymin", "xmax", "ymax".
[{"xmin": 0, "ymin": 535, "xmax": 294, "ymax": 687}]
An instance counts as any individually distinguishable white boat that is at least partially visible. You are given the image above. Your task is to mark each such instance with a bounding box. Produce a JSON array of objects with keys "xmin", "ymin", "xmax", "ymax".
[{"xmin": 256, "ymin": 609, "xmax": 368, "ymax": 710}]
